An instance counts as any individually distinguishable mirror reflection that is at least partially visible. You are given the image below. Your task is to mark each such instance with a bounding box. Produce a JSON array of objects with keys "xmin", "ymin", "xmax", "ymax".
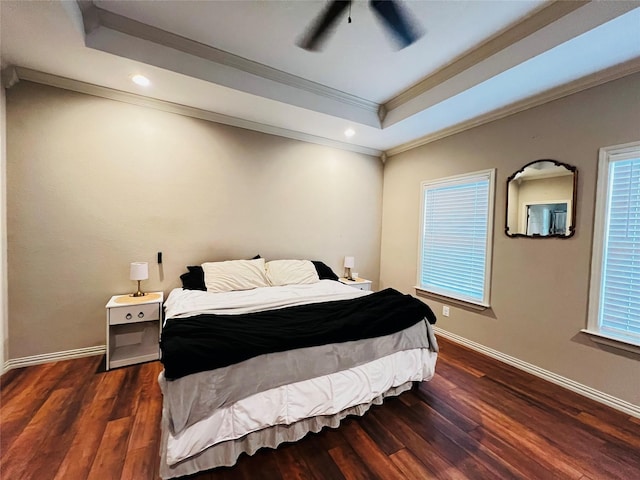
[{"xmin": 506, "ymin": 159, "xmax": 577, "ymax": 238}]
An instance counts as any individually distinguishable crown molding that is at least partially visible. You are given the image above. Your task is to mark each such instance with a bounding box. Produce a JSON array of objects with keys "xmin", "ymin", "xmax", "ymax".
[
  {"xmin": 82, "ymin": 2, "xmax": 379, "ymax": 116},
  {"xmin": 6, "ymin": 66, "xmax": 382, "ymax": 158},
  {"xmin": 385, "ymin": 58, "xmax": 640, "ymax": 158},
  {"xmin": 384, "ymin": 1, "xmax": 587, "ymax": 112},
  {"xmin": 1, "ymin": 67, "xmax": 19, "ymax": 89},
  {"xmin": 7, "ymin": 59, "xmax": 637, "ymax": 162}
]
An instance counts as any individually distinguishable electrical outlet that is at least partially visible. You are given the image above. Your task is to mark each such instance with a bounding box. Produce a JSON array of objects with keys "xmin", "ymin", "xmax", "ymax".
[{"xmin": 442, "ymin": 305, "xmax": 450, "ymax": 317}]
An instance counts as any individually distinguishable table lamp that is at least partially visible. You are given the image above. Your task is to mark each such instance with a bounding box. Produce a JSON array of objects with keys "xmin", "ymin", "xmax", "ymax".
[
  {"xmin": 344, "ymin": 256, "xmax": 355, "ymax": 281},
  {"xmin": 130, "ymin": 262, "xmax": 148, "ymax": 297}
]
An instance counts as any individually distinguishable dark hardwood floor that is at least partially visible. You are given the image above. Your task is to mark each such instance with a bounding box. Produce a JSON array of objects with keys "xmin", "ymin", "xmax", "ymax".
[{"xmin": 1, "ymin": 336, "xmax": 638, "ymax": 480}]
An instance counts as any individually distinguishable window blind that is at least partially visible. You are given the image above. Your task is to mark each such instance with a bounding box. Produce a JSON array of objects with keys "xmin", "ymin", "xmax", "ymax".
[
  {"xmin": 419, "ymin": 171, "xmax": 493, "ymax": 305},
  {"xmin": 600, "ymin": 157, "xmax": 640, "ymax": 343}
]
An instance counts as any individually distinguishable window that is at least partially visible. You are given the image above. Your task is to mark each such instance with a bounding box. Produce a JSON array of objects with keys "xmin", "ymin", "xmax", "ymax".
[
  {"xmin": 417, "ymin": 169, "xmax": 495, "ymax": 307},
  {"xmin": 587, "ymin": 141, "xmax": 640, "ymax": 349}
]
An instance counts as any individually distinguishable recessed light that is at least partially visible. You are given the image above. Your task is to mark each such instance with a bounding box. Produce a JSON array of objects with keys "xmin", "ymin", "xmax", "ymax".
[
  {"xmin": 344, "ymin": 128, "xmax": 355, "ymax": 138},
  {"xmin": 131, "ymin": 74, "xmax": 150, "ymax": 87}
]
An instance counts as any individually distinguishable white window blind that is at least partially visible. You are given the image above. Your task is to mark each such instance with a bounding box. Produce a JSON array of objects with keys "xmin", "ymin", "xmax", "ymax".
[
  {"xmin": 599, "ymin": 157, "xmax": 640, "ymax": 341},
  {"xmin": 588, "ymin": 142, "xmax": 640, "ymax": 348},
  {"xmin": 418, "ymin": 170, "xmax": 495, "ymax": 306}
]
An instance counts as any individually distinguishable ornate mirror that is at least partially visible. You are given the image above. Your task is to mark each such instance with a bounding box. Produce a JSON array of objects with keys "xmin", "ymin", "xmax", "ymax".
[{"xmin": 505, "ymin": 159, "xmax": 577, "ymax": 238}]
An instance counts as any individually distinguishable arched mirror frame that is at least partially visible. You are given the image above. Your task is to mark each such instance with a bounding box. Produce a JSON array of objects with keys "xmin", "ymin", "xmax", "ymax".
[{"xmin": 505, "ymin": 159, "xmax": 578, "ymax": 239}]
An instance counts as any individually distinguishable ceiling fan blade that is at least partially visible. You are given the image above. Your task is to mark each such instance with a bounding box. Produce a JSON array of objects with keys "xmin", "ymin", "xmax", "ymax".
[
  {"xmin": 297, "ymin": 1, "xmax": 351, "ymax": 51},
  {"xmin": 369, "ymin": 0, "xmax": 423, "ymax": 49}
]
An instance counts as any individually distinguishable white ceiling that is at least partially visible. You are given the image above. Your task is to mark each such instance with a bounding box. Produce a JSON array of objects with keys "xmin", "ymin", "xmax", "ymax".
[{"xmin": 2, "ymin": 1, "xmax": 640, "ymax": 156}]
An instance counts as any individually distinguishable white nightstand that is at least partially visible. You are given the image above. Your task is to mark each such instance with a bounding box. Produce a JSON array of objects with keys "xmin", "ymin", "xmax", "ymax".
[
  {"xmin": 339, "ymin": 277, "xmax": 373, "ymax": 291},
  {"xmin": 105, "ymin": 292, "xmax": 163, "ymax": 370}
]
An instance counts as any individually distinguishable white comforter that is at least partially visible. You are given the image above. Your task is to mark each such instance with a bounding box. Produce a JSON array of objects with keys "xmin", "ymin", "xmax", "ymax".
[{"xmin": 164, "ymin": 279, "xmax": 370, "ymax": 318}]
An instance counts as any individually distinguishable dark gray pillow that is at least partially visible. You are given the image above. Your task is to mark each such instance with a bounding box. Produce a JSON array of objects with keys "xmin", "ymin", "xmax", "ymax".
[{"xmin": 312, "ymin": 261, "xmax": 339, "ymax": 281}]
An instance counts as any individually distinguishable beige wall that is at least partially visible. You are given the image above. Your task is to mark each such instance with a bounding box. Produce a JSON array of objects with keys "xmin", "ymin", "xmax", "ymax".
[
  {"xmin": 6, "ymin": 81, "xmax": 383, "ymax": 359},
  {"xmin": 380, "ymin": 72, "xmax": 640, "ymax": 405},
  {"xmin": 0, "ymin": 70, "xmax": 7, "ymax": 372}
]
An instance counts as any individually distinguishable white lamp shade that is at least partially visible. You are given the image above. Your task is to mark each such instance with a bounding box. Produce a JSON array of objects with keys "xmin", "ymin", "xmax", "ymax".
[
  {"xmin": 344, "ymin": 256, "xmax": 355, "ymax": 269},
  {"xmin": 130, "ymin": 262, "xmax": 149, "ymax": 281}
]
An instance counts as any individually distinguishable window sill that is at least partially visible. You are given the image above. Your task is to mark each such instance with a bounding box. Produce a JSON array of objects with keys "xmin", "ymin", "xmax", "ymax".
[
  {"xmin": 580, "ymin": 329, "xmax": 640, "ymax": 355},
  {"xmin": 414, "ymin": 287, "xmax": 489, "ymax": 311}
]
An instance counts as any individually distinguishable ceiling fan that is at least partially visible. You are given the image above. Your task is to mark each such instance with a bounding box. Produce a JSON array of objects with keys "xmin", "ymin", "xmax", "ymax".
[{"xmin": 298, "ymin": 0, "xmax": 424, "ymax": 51}]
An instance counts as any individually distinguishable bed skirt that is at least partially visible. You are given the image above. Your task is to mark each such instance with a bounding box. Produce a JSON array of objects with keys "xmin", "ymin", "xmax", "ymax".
[{"xmin": 159, "ymin": 380, "xmax": 415, "ymax": 479}]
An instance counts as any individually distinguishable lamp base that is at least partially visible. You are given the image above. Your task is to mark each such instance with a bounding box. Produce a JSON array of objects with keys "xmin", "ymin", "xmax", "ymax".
[
  {"xmin": 345, "ymin": 267, "xmax": 354, "ymax": 281},
  {"xmin": 130, "ymin": 280, "xmax": 146, "ymax": 297}
]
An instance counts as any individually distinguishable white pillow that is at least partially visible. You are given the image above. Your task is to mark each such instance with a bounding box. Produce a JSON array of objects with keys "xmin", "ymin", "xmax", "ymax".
[
  {"xmin": 265, "ymin": 260, "xmax": 320, "ymax": 286},
  {"xmin": 202, "ymin": 258, "xmax": 269, "ymax": 293}
]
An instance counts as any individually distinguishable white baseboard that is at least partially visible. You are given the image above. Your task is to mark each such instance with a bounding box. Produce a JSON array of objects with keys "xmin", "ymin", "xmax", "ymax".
[
  {"xmin": 3, "ymin": 345, "xmax": 105, "ymax": 372},
  {"xmin": 434, "ymin": 327, "xmax": 640, "ymax": 419}
]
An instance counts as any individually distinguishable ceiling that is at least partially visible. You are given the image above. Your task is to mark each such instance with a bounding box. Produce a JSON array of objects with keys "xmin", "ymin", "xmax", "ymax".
[{"xmin": 2, "ymin": 0, "xmax": 640, "ymax": 157}]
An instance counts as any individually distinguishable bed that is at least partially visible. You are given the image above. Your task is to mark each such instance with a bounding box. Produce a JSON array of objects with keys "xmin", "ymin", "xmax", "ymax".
[{"xmin": 157, "ymin": 258, "xmax": 438, "ymax": 479}]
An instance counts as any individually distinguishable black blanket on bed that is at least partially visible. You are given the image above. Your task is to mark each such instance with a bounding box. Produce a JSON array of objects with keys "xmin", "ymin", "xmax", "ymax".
[{"xmin": 160, "ymin": 288, "xmax": 437, "ymax": 380}]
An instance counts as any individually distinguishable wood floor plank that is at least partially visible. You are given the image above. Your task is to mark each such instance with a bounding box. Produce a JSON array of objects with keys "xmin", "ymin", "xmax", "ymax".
[
  {"xmin": 87, "ymin": 416, "xmax": 134, "ymax": 480},
  {"xmin": 53, "ymin": 394, "xmax": 116, "ymax": 480},
  {"xmin": 206, "ymin": 464, "xmax": 239, "ymax": 480},
  {"xmin": 274, "ymin": 442, "xmax": 321, "ymax": 480},
  {"xmin": 440, "ymin": 339, "xmax": 640, "ymax": 480},
  {"xmin": 575, "ymin": 411, "xmax": 640, "ymax": 449},
  {"xmin": 1, "ymin": 338, "xmax": 638, "ymax": 480},
  {"xmin": 411, "ymin": 383, "xmax": 479, "ymax": 434},
  {"xmin": 120, "ymin": 445, "xmax": 161, "ymax": 480},
  {"xmin": 370, "ymin": 401, "xmax": 469, "ymax": 480},
  {"xmin": 94, "ymin": 366, "xmax": 128, "ymax": 401},
  {"xmin": 437, "ymin": 351, "xmax": 486, "ymax": 378},
  {"xmin": 357, "ymin": 405, "xmax": 405, "ymax": 455},
  {"xmin": 338, "ymin": 419, "xmax": 406, "ymax": 480},
  {"xmin": 127, "ymin": 383, "xmax": 162, "ymax": 452},
  {"xmin": 424, "ymin": 369, "xmax": 458, "ymax": 392},
  {"xmin": 0, "ymin": 361, "xmax": 63, "ymax": 423},
  {"xmin": 419, "ymin": 375, "xmax": 585, "ymax": 479},
  {"xmin": 454, "ymin": 375, "xmax": 636, "ymax": 480},
  {"xmin": 426, "ymin": 360, "xmax": 486, "ymax": 398},
  {"xmin": 393, "ymin": 393, "xmax": 527, "ymax": 479},
  {"xmin": 389, "ymin": 447, "xmax": 436, "ymax": 479},
  {"xmin": 0, "ymin": 367, "xmax": 23, "ymax": 397},
  {"xmin": 244, "ymin": 448, "xmax": 286, "ymax": 480},
  {"xmin": 311, "ymin": 421, "xmax": 354, "ymax": 453},
  {"xmin": 109, "ymin": 365, "xmax": 143, "ymax": 420},
  {"xmin": 0, "ymin": 362, "xmax": 57, "ymax": 407},
  {"xmin": 53, "ymin": 355, "xmax": 102, "ymax": 390},
  {"xmin": 26, "ymin": 358, "xmax": 106, "ymax": 479},
  {"xmin": 328, "ymin": 444, "xmax": 377, "ymax": 480},
  {"xmin": 479, "ymin": 359, "xmax": 585, "ymax": 417},
  {"xmin": 289, "ymin": 433, "xmax": 345, "ymax": 480},
  {"xmin": 1, "ymin": 386, "xmax": 83, "ymax": 479},
  {"xmin": 467, "ymin": 425, "xmax": 582, "ymax": 480},
  {"xmin": 0, "ymin": 390, "xmax": 72, "ymax": 478},
  {"xmin": 573, "ymin": 410, "xmax": 640, "ymax": 475}
]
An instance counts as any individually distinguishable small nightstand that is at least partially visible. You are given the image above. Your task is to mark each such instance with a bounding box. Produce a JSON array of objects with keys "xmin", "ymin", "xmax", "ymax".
[
  {"xmin": 105, "ymin": 292, "xmax": 163, "ymax": 370},
  {"xmin": 339, "ymin": 277, "xmax": 373, "ymax": 291}
]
